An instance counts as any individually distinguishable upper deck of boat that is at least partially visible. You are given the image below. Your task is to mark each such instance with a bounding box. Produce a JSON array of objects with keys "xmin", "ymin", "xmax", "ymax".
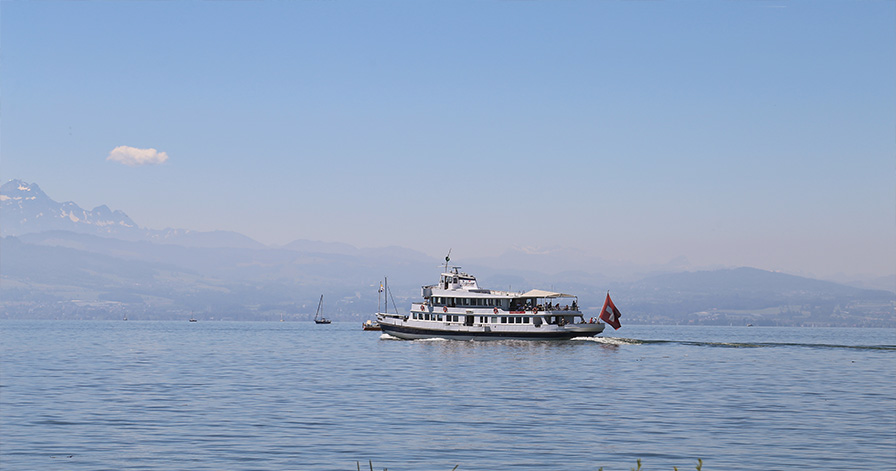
[{"xmin": 422, "ymin": 267, "xmax": 580, "ymax": 312}]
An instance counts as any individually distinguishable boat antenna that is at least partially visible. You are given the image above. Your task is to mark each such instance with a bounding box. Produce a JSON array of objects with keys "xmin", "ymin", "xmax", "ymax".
[{"xmin": 444, "ymin": 248, "xmax": 451, "ymax": 272}]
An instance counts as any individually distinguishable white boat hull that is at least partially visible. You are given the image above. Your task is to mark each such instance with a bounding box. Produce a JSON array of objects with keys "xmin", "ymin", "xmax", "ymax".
[{"xmin": 377, "ymin": 314, "xmax": 605, "ymax": 341}]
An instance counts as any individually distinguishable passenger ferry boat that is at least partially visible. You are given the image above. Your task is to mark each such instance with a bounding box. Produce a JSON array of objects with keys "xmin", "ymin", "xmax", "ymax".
[{"xmin": 376, "ymin": 264, "xmax": 609, "ymax": 340}]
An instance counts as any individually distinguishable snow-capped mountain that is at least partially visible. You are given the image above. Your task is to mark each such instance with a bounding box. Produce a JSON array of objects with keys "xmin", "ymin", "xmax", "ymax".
[
  {"xmin": 1, "ymin": 179, "xmax": 138, "ymax": 236},
  {"xmin": 0, "ymin": 179, "xmax": 263, "ymax": 248}
]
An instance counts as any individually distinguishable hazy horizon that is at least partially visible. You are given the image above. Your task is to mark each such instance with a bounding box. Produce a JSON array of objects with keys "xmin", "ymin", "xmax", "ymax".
[{"xmin": 2, "ymin": 1, "xmax": 893, "ymax": 279}]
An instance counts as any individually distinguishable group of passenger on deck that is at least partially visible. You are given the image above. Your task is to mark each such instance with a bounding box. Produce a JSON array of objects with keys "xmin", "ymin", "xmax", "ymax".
[{"xmin": 511, "ymin": 300, "xmax": 579, "ymax": 312}]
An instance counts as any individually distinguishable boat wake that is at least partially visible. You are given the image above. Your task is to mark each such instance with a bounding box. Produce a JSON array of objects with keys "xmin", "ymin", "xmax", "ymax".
[
  {"xmin": 574, "ymin": 336, "xmax": 643, "ymax": 346},
  {"xmin": 580, "ymin": 337, "xmax": 895, "ymax": 351},
  {"xmin": 380, "ymin": 332, "xmax": 894, "ymax": 350}
]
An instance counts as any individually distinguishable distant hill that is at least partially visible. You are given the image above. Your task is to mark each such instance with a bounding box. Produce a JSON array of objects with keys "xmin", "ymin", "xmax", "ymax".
[
  {"xmin": 468, "ymin": 246, "xmax": 693, "ymax": 281},
  {"xmin": 631, "ymin": 267, "xmax": 876, "ymax": 299},
  {"xmin": 613, "ymin": 267, "xmax": 895, "ymax": 326},
  {"xmin": 0, "ymin": 231, "xmax": 440, "ymax": 322},
  {"xmin": 2, "ymin": 233, "xmax": 893, "ymax": 326},
  {"xmin": 1, "ymin": 179, "xmax": 893, "ymax": 325}
]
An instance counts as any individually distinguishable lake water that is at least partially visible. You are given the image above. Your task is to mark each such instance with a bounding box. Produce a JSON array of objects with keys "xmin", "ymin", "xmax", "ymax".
[{"xmin": 1, "ymin": 321, "xmax": 893, "ymax": 471}]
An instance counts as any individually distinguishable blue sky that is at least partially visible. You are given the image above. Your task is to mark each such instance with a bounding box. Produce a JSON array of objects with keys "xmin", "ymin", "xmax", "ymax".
[{"xmin": 2, "ymin": 0, "xmax": 894, "ymax": 278}]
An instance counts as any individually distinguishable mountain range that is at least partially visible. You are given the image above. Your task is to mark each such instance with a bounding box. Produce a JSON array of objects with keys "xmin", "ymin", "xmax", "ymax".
[
  {"xmin": 2, "ymin": 179, "xmax": 893, "ymax": 326},
  {"xmin": 0, "ymin": 180, "xmax": 263, "ymax": 249}
]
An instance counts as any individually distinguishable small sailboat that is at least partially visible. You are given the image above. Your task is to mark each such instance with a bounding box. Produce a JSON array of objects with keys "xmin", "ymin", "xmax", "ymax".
[
  {"xmin": 313, "ymin": 295, "xmax": 331, "ymax": 324},
  {"xmin": 189, "ymin": 312, "xmax": 197, "ymax": 322}
]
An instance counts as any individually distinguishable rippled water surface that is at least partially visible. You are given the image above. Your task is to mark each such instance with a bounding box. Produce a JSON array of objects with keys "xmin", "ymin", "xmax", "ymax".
[{"xmin": 2, "ymin": 321, "xmax": 894, "ymax": 470}]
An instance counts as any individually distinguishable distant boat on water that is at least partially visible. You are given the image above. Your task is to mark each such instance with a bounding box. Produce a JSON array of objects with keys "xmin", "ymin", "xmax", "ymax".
[
  {"xmin": 313, "ymin": 295, "xmax": 331, "ymax": 324},
  {"xmin": 362, "ymin": 320, "xmax": 381, "ymax": 331},
  {"xmin": 189, "ymin": 313, "xmax": 197, "ymax": 322}
]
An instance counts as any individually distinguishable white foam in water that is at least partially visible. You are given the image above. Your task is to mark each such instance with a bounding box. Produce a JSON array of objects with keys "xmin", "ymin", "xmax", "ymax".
[
  {"xmin": 378, "ymin": 333, "xmax": 449, "ymax": 342},
  {"xmin": 574, "ymin": 336, "xmax": 641, "ymax": 345}
]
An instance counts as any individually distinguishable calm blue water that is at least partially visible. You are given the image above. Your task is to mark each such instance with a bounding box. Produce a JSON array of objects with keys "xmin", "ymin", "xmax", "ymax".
[{"xmin": 1, "ymin": 321, "xmax": 893, "ymax": 471}]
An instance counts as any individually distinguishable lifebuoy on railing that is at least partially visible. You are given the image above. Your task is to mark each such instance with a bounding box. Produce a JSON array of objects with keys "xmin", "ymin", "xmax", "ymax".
[
  {"xmin": 421, "ymin": 304, "xmax": 426, "ymax": 311},
  {"xmin": 443, "ymin": 306, "xmax": 448, "ymax": 313},
  {"xmin": 493, "ymin": 307, "xmax": 498, "ymax": 314}
]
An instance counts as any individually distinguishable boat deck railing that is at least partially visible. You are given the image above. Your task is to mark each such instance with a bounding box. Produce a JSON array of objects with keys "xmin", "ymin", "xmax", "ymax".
[
  {"xmin": 510, "ymin": 305, "xmax": 580, "ymax": 313},
  {"xmin": 423, "ymin": 306, "xmax": 582, "ymax": 315}
]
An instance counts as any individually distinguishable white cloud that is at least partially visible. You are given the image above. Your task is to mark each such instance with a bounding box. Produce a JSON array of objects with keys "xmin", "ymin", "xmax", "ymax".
[{"xmin": 107, "ymin": 146, "xmax": 169, "ymax": 166}]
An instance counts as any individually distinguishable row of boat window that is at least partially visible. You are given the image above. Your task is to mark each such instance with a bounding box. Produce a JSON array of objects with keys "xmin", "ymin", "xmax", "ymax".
[
  {"xmin": 429, "ymin": 297, "xmax": 578, "ymax": 312},
  {"xmin": 413, "ymin": 313, "xmax": 534, "ymax": 324},
  {"xmin": 431, "ymin": 297, "xmax": 505, "ymax": 307}
]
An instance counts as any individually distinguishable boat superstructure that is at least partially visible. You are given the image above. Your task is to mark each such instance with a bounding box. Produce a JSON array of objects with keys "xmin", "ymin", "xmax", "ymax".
[{"xmin": 376, "ymin": 266, "xmax": 606, "ymax": 340}]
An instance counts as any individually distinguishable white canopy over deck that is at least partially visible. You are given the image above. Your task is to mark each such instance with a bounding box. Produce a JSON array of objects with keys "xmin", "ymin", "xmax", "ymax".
[{"xmin": 519, "ymin": 289, "xmax": 577, "ymax": 299}]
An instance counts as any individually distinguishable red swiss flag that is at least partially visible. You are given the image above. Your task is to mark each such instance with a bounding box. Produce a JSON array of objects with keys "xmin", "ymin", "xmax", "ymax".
[{"xmin": 599, "ymin": 292, "xmax": 622, "ymax": 330}]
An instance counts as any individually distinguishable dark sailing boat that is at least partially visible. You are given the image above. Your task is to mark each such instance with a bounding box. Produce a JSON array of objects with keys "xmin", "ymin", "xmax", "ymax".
[{"xmin": 313, "ymin": 295, "xmax": 331, "ymax": 324}]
